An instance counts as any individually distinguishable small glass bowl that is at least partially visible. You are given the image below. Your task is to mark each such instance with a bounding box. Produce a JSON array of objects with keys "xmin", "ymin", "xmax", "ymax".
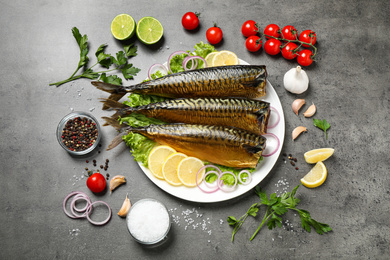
[
  {"xmin": 56, "ymin": 111, "xmax": 102, "ymax": 156},
  {"xmin": 126, "ymin": 198, "xmax": 171, "ymax": 245}
]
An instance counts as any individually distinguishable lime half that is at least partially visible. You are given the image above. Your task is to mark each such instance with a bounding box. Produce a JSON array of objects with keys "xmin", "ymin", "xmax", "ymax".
[
  {"xmin": 111, "ymin": 14, "xmax": 136, "ymax": 40},
  {"xmin": 136, "ymin": 16, "xmax": 164, "ymax": 45}
]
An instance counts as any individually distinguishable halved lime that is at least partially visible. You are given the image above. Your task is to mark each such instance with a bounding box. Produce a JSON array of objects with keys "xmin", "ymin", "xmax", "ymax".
[
  {"xmin": 136, "ymin": 16, "xmax": 164, "ymax": 45},
  {"xmin": 111, "ymin": 14, "xmax": 136, "ymax": 40}
]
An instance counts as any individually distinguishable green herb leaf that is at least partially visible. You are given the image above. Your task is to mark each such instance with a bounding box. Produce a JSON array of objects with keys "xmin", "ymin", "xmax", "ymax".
[
  {"xmin": 313, "ymin": 118, "xmax": 331, "ymax": 139},
  {"xmin": 81, "ymin": 68, "xmax": 99, "ymax": 80},
  {"xmin": 124, "ymin": 43, "xmax": 138, "ymax": 57},
  {"xmin": 227, "ymin": 216, "xmax": 238, "ymax": 226},
  {"xmin": 121, "ymin": 63, "xmax": 141, "ymax": 79},
  {"xmin": 95, "ymin": 44, "xmax": 112, "ymax": 68},
  {"xmin": 72, "ymin": 27, "xmax": 89, "ymax": 69},
  {"xmin": 99, "ymin": 73, "xmax": 122, "ymax": 85},
  {"xmin": 122, "ymin": 132, "xmax": 156, "ymax": 166}
]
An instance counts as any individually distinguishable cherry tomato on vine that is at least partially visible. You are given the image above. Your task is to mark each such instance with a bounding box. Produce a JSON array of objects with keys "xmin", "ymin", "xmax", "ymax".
[
  {"xmin": 299, "ymin": 30, "xmax": 317, "ymax": 47},
  {"xmin": 281, "ymin": 42, "xmax": 298, "ymax": 60},
  {"xmin": 264, "ymin": 24, "xmax": 280, "ymax": 39},
  {"xmin": 297, "ymin": 49, "xmax": 314, "ymax": 66},
  {"xmin": 264, "ymin": 38, "xmax": 282, "ymax": 55},
  {"xmin": 281, "ymin": 25, "xmax": 298, "ymax": 40},
  {"xmin": 245, "ymin": 36, "xmax": 262, "ymax": 52},
  {"xmin": 241, "ymin": 20, "xmax": 259, "ymax": 37},
  {"xmin": 181, "ymin": 12, "xmax": 200, "ymax": 30},
  {"xmin": 86, "ymin": 172, "xmax": 106, "ymax": 193},
  {"xmin": 206, "ymin": 26, "xmax": 223, "ymax": 45}
]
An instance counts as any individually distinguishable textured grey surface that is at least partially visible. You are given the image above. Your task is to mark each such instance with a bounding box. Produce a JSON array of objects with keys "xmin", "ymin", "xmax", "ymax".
[{"xmin": 0, "ymin": 0, "xmax": 389, "ymax": 259}]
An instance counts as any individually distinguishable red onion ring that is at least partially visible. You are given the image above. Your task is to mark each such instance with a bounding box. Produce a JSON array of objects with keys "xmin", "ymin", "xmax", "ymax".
[
  {"xmin": 203, "ymin": 170, "xmax": 220, "ymax": 189},
  {"xmin": 217, "ymin": 171, "xmax": 237, "ymax": 192},
  {"xmin": 70, "ymin": 194, "xmax": 92, "ymax": 218},
  {"xmin": 148, "ymin": 63, "xmax": 168, "ymax": 80},
  {"xmin": 238, "ymin": 170, "xmax": 252, "ymax": 185},
  {"xmin": 167, "ymin": 50, "xmax": 189, "ymax": 73},
  {"xmin": 63, "ymin": 191, "xmax": 90, "ymax": 219},
  {"xmin": 183, "ymin": 55, "xmax": 207, "ymax": 71},
  {"xmin": 268, "ymin": 106, "xmax": 281, "ymax": 129},
  {"xmin": 196, "ymin": 164, "xmax": 222, "ymax": 193},
  {"xmin": 86, "ymin": 201, "xmax": 112, "ymax": 226},
  {"xmin": 262, "ymin": 133, "xmax": 280, "ymax": 157}
]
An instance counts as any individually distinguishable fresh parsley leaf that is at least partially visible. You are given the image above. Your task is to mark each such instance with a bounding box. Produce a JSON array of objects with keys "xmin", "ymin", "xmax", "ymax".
[
  {"xmin": 95, "ymin": 44, "xmax": 112, "ymax": 68},
  {"xmin": 313, "ymin": 118, "xmax": 331, "ymax": 139},
  {"xmin": 121, "ymin": 63, "xmax": 141, "ymax": 79},
  {"xmin": 124, "ymin": 43, "xmax": 138, "ymax": 57},
  {"xmin": 227, "ymin": 216, "xmax": 238, "ymax": 226},
  {"xmin": 99, "ymin": 73, "xmax": 122, "ymax": 85},
  {"xmin": 267, "ymin": 213, "xmax": 282, "ymax": 230}
]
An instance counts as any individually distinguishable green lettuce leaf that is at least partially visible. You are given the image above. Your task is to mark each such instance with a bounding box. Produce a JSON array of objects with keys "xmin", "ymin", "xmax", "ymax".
[{"xmin": 122, "ymin": 132, "xmax": 156, "ymax": 166}]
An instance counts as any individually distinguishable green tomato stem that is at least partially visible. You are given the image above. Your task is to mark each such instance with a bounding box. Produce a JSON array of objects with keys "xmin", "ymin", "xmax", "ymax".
[{"xmin": 262, "ymin": 33, "xmax": 318, "ymax": 58}]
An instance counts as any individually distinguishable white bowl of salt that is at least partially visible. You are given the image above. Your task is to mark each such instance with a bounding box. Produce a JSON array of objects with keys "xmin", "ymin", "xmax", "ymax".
[{"xmin": 126, "ymin": 198, "xmax": 171, "ymax": 245}]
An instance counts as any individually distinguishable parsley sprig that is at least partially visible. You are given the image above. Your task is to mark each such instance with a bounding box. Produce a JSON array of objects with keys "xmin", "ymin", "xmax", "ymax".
[
  {"xmin": 49, "ymin": 27, "xmax": 140, "ymax": 87},
  {"xmin": 228, "ymin": 185, "xmax": 332, "ymax": 242},
  {"xmin": 313, "ymin": 118, "xmax": 331, "ymax": 139}
]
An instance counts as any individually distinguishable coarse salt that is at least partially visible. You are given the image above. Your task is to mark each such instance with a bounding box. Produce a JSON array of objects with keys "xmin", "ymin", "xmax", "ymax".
[{"xmin": 127, "ymin": 199, "xmax": 170, "ymax": 244}]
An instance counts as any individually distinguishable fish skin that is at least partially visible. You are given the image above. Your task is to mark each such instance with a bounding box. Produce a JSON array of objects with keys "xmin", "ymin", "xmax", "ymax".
[
  {"xmin": 91, "ymin": 65, "xmax": 267, "ymax": 109},
  {"xmin": 102, "ymin": 97, "xmax": 271, "ymax": 135},
  {"xmin": 110, "ymin": 123, "xmax": 266, "ymax": 168}
]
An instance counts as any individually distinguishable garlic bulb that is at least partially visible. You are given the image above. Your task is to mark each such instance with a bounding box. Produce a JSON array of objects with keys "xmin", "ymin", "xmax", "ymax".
[{"xmin": 283, "ymin": 66, "xmax": 309, "ymax": 94}]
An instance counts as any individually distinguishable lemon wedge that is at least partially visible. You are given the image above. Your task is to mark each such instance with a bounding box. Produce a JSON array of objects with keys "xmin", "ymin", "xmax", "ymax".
[
  {"xmin": 211, "ymin": 50, "xmax": 239, "ymax": 66},
  {"xmin": 162, "ymin": 153, "xmax": 187, "ymax": 186},
  {"xmin": 177, "ymin": 157, "xmax": 205, "ymax": 187},
  {"xmin": 301, "ymin": 161, "xmax": 327, "ymax": 188},
  {"xmin": 148, "ymin": 145, "xmax": 176, "ymax": 179},
  {"xmin": 304, "ymin": 148, "xmax": 335, "ymax": 164}
]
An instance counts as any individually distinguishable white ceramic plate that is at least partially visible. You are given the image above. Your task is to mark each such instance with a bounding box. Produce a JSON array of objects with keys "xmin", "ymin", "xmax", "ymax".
[{"xmin": 138, "ymin": 59, "xmax": 285, "ymax": 203}]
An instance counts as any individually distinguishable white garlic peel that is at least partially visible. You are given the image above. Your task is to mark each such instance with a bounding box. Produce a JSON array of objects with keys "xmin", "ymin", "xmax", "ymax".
[{"xmin": 283, "ymin": 66, "xmax": 309, "ymax": 94}]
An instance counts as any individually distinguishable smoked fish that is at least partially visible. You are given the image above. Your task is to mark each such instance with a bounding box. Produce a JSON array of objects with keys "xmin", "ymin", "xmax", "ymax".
[
  {"xmin": 91, "ymin": 65, "xmax": 267, "ymax": 108},
  {"xmin": 108, "ymin": 123, "xmax": 266, "ymax": 169},
  {"xmin": 102, "ymin": 97, "xmax": 271, "ymax": 135}
]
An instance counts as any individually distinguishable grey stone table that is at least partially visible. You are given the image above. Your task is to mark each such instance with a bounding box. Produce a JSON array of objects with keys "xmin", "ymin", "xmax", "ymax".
[{"xmin": 0, "ymin": 0, "xmax": 388, "ymax": 259}]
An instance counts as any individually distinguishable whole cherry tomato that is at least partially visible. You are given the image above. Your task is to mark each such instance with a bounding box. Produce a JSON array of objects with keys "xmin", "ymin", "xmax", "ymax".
[
  {"xmin": 281, "ymin": 42, "xmax": 298, "ymax": 60},
  {"xmin": 181, "ymin": 12, "xmax": 200, "ymax": 30},
  {"xmin": 241, "ymin": 20, "xmax": 259, "ymax": 37},
  {"xmin": 86, "ymin": 172, "xmax": 106, "ymax": 193},
  {"xmin": 297, "ymin": 49, "xmax": 314, "ymax": 66},
  {"xmin": 264, "ymin": 39, "xmax": 282, "ymax": 55},
  {"xmin": 206, "ymin": 26, "xmax": 223, "ymax": 45},
  {"xmin": 299, "ymin": 30, "xmax": 317, "ymax": 47},
  {"xmin": 245, "ymin": 36, "xmax": 262, "ymax": 52},
  {"xmin": 264, "ymin": 24, "xmax": 280, "ymax": 39},
  {"xmin": 281, "ymin": 25, "xmax": 298, "ymax": 40}
]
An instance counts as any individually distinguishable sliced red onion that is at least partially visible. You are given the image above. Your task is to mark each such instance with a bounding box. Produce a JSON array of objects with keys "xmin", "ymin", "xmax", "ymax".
[
  {"xmin": 217, "ymin": 171, "xmax": 237, "ymax": 192},
  {"xmin": 183, "ymin": 55, "xmax": 207, "ymax": 71},
  {"xmin": 196, "ymin": 164, "xmax": 222, "ymax": 193},
  {"xmin": 203, "ymin": 170, "xmax": 221, "ymax": 189},
  {"xmin": 238, "ymin": 170, "xmax": 252, "ymax": 185},
  {"xmin": 63, "ymin": 191, "xmax": 90, "ymax": 219},
  {"xmin": 70, "ymin": 194, "xmax": 92, "ymax": 218},
  {"xmin": 262, "ymin": 133, "xmax": 280, "ymax": 157},
  {"xmin": 148, "ymin": 63, "xmax": 168, "ymax": 80},
  {"xmin": 268, "ymin": 106, "xmax": 281, "ymax": 129},
  {"xmin": 167, "ymin": 51, "xmax": 189, "ymax": 73},
  {"xmin": 86, "ymin": 201, "xmax": 112, "ymax": 226}
]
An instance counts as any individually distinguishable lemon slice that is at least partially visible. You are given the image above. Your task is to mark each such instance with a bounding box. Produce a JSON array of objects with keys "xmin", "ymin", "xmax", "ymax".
[
  {"xmin": 148, "ymin": 145, "xmax": 176, "ymax": 179},
  {"xmin": 301, "ymin": 161, "xmax": 327, "ymax": 188},
  {"xmin": 304, "ymin": 148, "xmax": 335, "ymax": 164},
  {"xmin": 177, "ymin": 157, "xmax": 205, "ymax": 187},
  {"xmin": 136, "ymin": 16, "xmax": 164, "ymax": 45},
  {"xmin": 162, "ymin": 153, "xmax": 187, "ymax": 186},
  {"xmin": 211, "ymin": 50, "xmax": 239, "ymax": 66},
  {"xmin": 110, "ymin": 14, "xmax": 136, "ymax": 40},
  {"xmin": 205, "ymin": 51, "xmax": 218, "ymax": 67}
]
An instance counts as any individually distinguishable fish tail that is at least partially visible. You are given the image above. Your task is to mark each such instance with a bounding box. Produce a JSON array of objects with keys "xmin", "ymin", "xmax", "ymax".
[
  {"xmin": 99, "ymin": 98, "xmax": 128, "ymax": 110},
  {"xmin": 91, "ymin": 81, "xmax": 127, "ymax": 109},
  {"xmin": 102, "ymin": 116, "xmax": 125, "ymax": 131},
  {"xmin": 107, "ymin": 131, "xmax": 127, "ymax": 151}
]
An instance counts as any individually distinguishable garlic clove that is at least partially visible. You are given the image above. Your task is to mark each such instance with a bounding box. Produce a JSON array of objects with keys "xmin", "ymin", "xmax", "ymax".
[
  {"xmin": 109, "ymin": 175, "xmax": 126, "ymax": 193},
  {"xmin": 292, "ymin": 126, "xmax": 307, "ymax": 140},
  {"xmin": 303, "ymin": 103, "xmax": 316, "ymax": 117},
  {"xmin": 118, "ymin": 193, "xmax": 131, "ymax": 217},
  {"xmin": 292, "ymin": 99, "xmax": 305, "ymax": 115}
]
